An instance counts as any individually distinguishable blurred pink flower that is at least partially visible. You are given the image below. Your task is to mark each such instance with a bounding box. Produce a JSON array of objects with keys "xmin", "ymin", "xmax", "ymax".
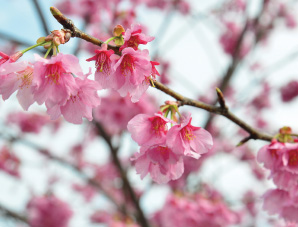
[
  {"xmin": 0, "ymin": 146, "xmax": 20, "ymax": 178},
  {"xmin": 280, "ymin": 80, "xmax": 298, "ymax": 102},
  {"xmin": 6, "ymin": 111, "xmax": 50, "ymax": 133},
  {"xmin": 27, "ymin": 195, "xmax": 73, "ymax": 227},
  {"xmin": 93, "ymin": 91, "xmax": 156, "ymax": 135}
]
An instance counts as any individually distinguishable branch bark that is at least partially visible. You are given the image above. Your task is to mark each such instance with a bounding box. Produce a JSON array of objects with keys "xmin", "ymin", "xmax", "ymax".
[
  {"xmin": 94, "ymin": 123, "xmax": 150, "ymax": 227},
  {"xmin": 0, "ymin": 204, "xmax": 28, "ymax": 224}
]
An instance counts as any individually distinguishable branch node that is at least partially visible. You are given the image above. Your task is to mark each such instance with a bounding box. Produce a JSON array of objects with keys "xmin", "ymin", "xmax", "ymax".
[
  {"xmin": 216, "ymin": 87, "xmax": 228, "ymax": 110},
  {"xmin": 237, "ymin": 135, "xmax": 253, "ymax": 147}
]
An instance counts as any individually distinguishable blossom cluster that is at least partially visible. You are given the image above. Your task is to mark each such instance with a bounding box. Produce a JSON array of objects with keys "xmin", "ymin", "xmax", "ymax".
[
  {"xmin": 128, "ymin": 111, "xmax": 213, "ymax": 184},
  {"xmin": 0, "ymin": 51, "xmax": 101, "ymax": 124},
  {"xmin": 27, "ymin": 195, "xmax": 73, "ymax": 227},
  {"xmin": 87, "ymin": 24, "xmax": 158, "ymax": 103},
  {"xmin": 257, "ymin": 133, "xmax": 298, "ymax": 223},
  {"xmin": 0, "ymin": 24, "xmax": 158, "ymax": 124},
  {"xmin": 151, "ymin": 187, "xmax": 241, "ymax": 227}
]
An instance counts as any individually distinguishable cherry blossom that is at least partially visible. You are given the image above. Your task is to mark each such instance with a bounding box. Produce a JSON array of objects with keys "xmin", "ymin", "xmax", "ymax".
[
  {"xmin": 166, "ymin": 113, "xmax": 213, "ymax": 159},
  {"xmin": 120, "ymin": 24, "xmax": 154, "ymax": 51},
  {"xmin": 131, "ymin": 144, "xmax": 184, "ymax": 184},
  {"xmin": 127, "ymin": 112, "xmax": 170, "ymax": 147},
  {"xmin": 32, "ymin": 53, "xmax": 83, "ymax": 107},
  {"xmin": 86, "ymin": 43, "xmax": 114, "ymax": 89},
  {"xmin": 27, "ymin": 195, "xmax": 73, "ymax": 227}
]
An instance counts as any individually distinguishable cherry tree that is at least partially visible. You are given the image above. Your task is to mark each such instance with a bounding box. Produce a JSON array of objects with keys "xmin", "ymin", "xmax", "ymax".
[{"xmin": 0, "ymin": 0, "xmax": 298, "ymax": 226}]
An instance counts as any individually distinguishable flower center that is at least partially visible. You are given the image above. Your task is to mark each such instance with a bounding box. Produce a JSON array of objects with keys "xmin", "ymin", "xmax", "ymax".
[
  {"xmin": 181, "ymin": 126, "xmax": 195, "ymax": 141},
  {"xmin": 96, "ymin": 53, "xmax": 110, "ymax": 74},
  {"xmin": 120, "ymin": 54, "xmax": 135, "ymax": 76},
  {"xmin": 45, "ymin": 63, "xmax": 65, "ymax": 85},
  {"xmin": 149, "ymin": 117, "xmax": 167, "ymax": 136},
  {"xmin": 288, "ymin": 149, "xmax": 298, "ymax": 166},
  {"xmin": 69, "ymin": 91, "xmax": 81, "ymax": 103},
  {"xmin": 127, "ymin": 36, "xmax": 140, "ymax": 49},
  {"xmin": 17, "ymin": 66, "xmax": 33, "ymax": 89},
  {"xmin": 157, "ymin": 146, "xmax": 170, "ymax": 160}
]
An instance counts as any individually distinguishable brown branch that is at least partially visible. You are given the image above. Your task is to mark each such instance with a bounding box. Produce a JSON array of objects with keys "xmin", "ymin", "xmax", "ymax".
[
  {"xmin": 0, "ymin": 204, "xmax": 28, "ymax": 224},
  {"xmin": 204, "ymin": 0, "xmax": 267, "ymax": 129},
  {"xmin": 216, "ymin": 87, "xmax": 228, "ymax": 110},
  {"xmin": 94, "ymin": 122, "xmax": 150, "ymax": 227},
  {"xmin": 50, "ymin": 7, "xmax": 120, "ymax": 55},
  {"xmin": 154, "ymin": 81, "xmax": 273, "ymax": 142}
]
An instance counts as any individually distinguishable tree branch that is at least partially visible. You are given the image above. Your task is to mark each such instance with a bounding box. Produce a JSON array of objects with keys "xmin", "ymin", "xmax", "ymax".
[
  {"xmin": 154, "ymin": 81, "xmax": 273, "ymax": 142},
  {"xmin": 0, "ymin": 204, "xmax": 28, "ymax": 224},
  {"xmin": 31, "ymin": 0, "xmax": 50, "ymax": 35},
  {"xmin": 50, "ymin": 7, "xmax": 120, "ymax": 55},
  {"xmin": 0, "ymin": 133, "xmax": 127, "ymax": 215},
  {"xmin": 49, "ymin": 5, "xmax": 274, "ymax": 145},
  {"xmin": 94, "ymin": 122, "xmax": 150, "ymax": 227}
]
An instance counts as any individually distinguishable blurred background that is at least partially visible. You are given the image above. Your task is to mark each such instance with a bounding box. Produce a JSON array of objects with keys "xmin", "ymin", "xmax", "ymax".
[{"xmin": 0, "ymin": 0, "xmax": 298, "ymax": 226}]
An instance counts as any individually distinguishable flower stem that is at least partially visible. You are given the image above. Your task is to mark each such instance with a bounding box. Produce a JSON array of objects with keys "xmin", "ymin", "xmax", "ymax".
[
  {"xmin": 44, "ymin": 45, "xmax": 52, "ymax": 58},
  {"xmin": 21, "ymin": 41, "xmax": 47, "ymax": 54},
  {"xmin": 104, "ymin": 36, "xmax": 117, "ymax": 44}
]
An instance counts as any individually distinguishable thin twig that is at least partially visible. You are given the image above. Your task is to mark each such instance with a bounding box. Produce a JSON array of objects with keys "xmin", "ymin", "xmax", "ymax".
[
  {"xmin": 204, "ymin": 0, "xmax": 267, "ymax": 129},
  {"xmin": 0, "ymin": 133, "xmax": 126, "ymax": 215},
  {"xmin": 153, "ymin": 81, "xmax": 273, "ymax": 142},
  {"xmin": 216, "ymin": 87, "xmax": 228, "ymax": 110},
  {"xmin": 31, "ymin": 0, "xmax": 50, "ymax": 35},
  {"xmin": 0, "ymin": 204, "xmax": 28, "ymax": 224}
]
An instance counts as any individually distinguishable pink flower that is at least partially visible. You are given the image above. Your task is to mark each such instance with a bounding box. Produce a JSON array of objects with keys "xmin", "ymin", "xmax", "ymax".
[
  {"xmin": 150, "ymin": 61, "xmax": 160, "ymax": 80},
  {"xmin": 0, "ymin": 146, "xmax": 20, "ymax": 178},
  {"xmin": 0, "ymin": 51, "xmax": 22, "ymax": 66},
  {"xmin": 263, "ymin": 189, "xmax": 298, "ymax": 223},
  {"xmin": 280, "ymin": 80, "xmax": 298, "ymax": 102},
  {"xmin": 46, "ymin": 76, "xmax": 101, "ymax": 124},
  {"xmin": 86, "ymin": 43, "xmax": 114, "ymax": 89},
  {"xmin": 0, "ymin": 64, "xmax": 35, "ymax": 110},
  {"xmin": 152, "ymin": 190, "xmax": 241, "ymax": 227},
  {"xmin": 250, "ymin": 82, "xmax": 271, "ymax": 110},
  {"xmin": 166, "ymin": 113, "xmax": 213, "ymax": 159},
  {"xmin": 127, "ymin": 112, "xmax": 170, "ymax": 147},
  {"xmin": 219, "ymin": 22, "xmax": 250, "ymax": 58},
  {"xmin": 93, "ymin": 91, "xmax": 156, "ymax": 135},
  {"xmin": 257, "ymin": 139, "xmax": 285, "ymax": 170},
  {"xmin": 27, "ymin": 195, "xmax": 73, "ymax": 227},
  {"xmin": 72, "ymin": 183, "xmax": 96, "ymax": 202},
  {"xmin": 120, "ymin": 24, "xmax": 154, "ymax": 51},
  {"xmin": 6, "ymin": 111, "xmax": 50, "ymax": 133},
  {"xmin": 32, "ymin": 53, "xmax": 83, "ymax": 107},
  {"xmin": 110, "ymin": 47, "xmax": 151, "ymax": 102},
  {"xmin": 280, "ymin": 143, "xmax": 298, "ymax": 173},
  {"xmin": 131, "ymin": 144, "xmax": 184, "ymax": 184}
]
